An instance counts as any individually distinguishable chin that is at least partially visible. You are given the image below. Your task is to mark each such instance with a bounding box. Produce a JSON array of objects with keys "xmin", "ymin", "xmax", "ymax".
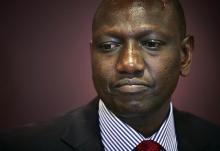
[{"xmin": 111, "ymin": 95, "xmax": 162, "ymax": 116}]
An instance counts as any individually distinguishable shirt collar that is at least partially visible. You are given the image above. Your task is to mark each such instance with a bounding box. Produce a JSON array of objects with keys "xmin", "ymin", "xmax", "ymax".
[{"xmin": 98, "ymin": 100, "xmax": 178, "ymax": 151}]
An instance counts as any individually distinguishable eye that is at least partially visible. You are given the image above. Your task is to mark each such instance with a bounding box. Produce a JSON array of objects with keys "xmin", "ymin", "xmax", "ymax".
[
  {"xmin": 98, "ymin": 42, "xmax": 121, "ymax": 52},
  {"xmin": 140, "ymin": 40, "xmax": 164, "ymax": 50}
]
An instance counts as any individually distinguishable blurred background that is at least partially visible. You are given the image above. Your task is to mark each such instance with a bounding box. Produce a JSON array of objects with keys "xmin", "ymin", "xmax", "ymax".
[{"xmin": 1, "ymin": 0, "xmax": 220, "ymax": 130}]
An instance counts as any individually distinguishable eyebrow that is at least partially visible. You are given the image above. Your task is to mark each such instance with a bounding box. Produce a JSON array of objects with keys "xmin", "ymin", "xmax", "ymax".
[{"xmin": 93, "ymin": 25, "xmax": 173, "ymax": 40}]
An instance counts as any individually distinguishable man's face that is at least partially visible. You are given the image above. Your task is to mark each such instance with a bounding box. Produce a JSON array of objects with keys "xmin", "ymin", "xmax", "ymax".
[{"xmin": 91, "ymin": 1, "xmax": 189, "ymax": 117}]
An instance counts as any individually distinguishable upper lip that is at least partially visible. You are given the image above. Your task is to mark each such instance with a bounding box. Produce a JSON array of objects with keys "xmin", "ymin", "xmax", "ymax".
[{"xmin": 114, "ymin": 78, "xmax": 150, "ymax": 88}]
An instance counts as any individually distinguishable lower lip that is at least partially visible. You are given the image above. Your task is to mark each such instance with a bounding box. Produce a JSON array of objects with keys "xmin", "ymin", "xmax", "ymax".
[{"xmin": 115, "ymin": 85, "xmax": 148, "ymax": 93}]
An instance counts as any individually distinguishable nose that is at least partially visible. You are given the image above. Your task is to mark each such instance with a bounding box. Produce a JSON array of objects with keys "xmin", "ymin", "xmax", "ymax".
[{"xmin": 116, "ymin": 41, "xmax": 145, "ymax": 75}]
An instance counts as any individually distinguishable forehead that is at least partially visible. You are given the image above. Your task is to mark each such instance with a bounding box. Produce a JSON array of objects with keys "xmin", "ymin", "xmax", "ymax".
[{"xmin": 93, "ymin": 0, "xmax": 179, "ymax": 37}]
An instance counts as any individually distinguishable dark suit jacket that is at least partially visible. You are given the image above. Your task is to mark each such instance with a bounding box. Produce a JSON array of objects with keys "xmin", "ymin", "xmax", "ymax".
[{"xmin": 1, "ymin": 98, "xmax": 220, "ymax": 151}]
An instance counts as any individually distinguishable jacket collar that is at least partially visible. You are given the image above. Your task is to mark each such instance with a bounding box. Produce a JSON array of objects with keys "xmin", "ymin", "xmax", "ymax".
[{"xmin": 61, "ymin": 98, "xmax": 104, "ymax": 151}]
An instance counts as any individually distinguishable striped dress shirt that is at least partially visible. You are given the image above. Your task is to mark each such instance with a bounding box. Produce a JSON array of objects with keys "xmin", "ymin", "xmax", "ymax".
[{"xmin": 98, "ymin": 100, "xmax": 178, "ymax": 151}]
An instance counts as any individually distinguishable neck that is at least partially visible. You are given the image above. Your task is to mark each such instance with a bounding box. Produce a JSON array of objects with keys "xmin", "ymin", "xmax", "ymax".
[{"xmin": 116, "ymin": 102, "xmax": 170, "ymax": 137}]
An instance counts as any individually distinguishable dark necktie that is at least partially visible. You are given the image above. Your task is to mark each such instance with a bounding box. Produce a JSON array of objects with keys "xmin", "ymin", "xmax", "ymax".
[{"xmin": 135, "ymin": 140, "xmax": 162, "ymax": 151}]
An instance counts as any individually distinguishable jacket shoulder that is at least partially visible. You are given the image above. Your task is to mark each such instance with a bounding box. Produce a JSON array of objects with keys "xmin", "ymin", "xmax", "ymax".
[
  {"xmin": 0, "ymin": 99, "xmax": 99, "ymax": 151},
  {"xmin": 174, "ymin": 108, "xmax": 220, "ymax": 150}
]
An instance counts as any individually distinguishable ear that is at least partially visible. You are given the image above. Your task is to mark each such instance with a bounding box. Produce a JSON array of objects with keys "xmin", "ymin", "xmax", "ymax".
[{"xmin": 180, "ymin": 35, "xmax": 194, "ymax": 77}]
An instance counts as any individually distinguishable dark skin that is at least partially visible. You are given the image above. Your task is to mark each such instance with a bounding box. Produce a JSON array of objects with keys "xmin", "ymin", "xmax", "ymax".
[{"xmin": 91, "ymin": 0, "xmax": 194, "ymax": 137}]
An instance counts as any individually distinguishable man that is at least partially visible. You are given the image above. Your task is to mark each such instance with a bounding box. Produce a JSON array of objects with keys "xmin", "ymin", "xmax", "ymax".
[{"xmin": 1, "ymin": 0, "xmax": 220, "ymax": 151}]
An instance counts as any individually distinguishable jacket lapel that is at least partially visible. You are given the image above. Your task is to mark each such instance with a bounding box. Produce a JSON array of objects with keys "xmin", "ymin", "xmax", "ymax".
[
  {"xmin": 61, "ymin": 98, "xmax": 104, "ymax": 151},
  {"xmin": 173, "ymin": 108, "xmax": 195, "ymax": 151},
  {"xmin": 174, "ymin": 108, "xmax": 201, "ymax": 151}
]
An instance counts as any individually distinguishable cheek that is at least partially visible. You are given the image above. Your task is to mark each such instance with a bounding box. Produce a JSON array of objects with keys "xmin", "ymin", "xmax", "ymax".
[
  {"xmin": 150, "ymin": 52, "xmax": 181, "ymax": 92},
  {"xmin": 92, "ymin": 54, "xmax": 117, "ymax": 90}
]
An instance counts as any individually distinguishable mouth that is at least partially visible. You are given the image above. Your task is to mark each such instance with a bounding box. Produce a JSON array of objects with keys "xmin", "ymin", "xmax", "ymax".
[{"xmin": 113, "ymin": 78, "xmax": 151, "ymax": 94}]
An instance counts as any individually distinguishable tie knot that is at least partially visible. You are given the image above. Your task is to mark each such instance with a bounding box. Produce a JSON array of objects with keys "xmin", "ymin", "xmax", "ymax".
[{"xmin": 135, "ymin": 140, "xmax": 162, "ymax": 151}]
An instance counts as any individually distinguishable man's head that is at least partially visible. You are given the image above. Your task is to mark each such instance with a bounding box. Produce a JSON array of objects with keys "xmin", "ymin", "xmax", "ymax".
[{"xmin": 90, "ymin": 0, "xmax": 194, "ymax": 118}]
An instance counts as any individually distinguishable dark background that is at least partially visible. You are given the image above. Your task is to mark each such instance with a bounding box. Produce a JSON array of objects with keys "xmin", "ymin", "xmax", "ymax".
[{"xmin": 1, "ymin": 0, "xmax": 220, "ymax": 130}]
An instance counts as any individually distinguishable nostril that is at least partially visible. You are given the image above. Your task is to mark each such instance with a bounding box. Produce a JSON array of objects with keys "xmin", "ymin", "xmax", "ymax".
[
  {"xmin": 117, "ymin": 68, "xmax": 144, "ymax": 78},
  {"xmin": 116, "ymin": 62, "xmax": 144, "ymax": 75}
]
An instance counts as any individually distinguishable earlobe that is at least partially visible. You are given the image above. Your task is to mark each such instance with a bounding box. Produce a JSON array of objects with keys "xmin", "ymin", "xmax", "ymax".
[{"xmin": 180, "ymin": 35, "xmax": 194, "ymax": 77}]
